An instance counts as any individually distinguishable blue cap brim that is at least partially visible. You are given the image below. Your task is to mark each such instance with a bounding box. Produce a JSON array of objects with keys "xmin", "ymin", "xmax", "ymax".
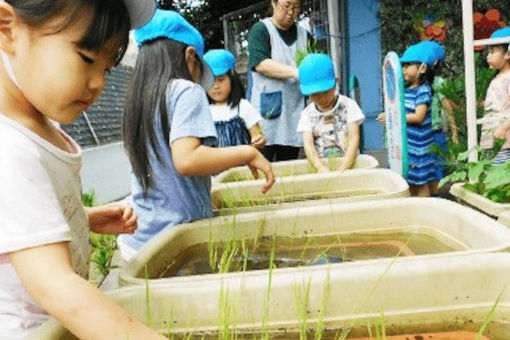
[{"xmin": 300, "ymin": 79, "xmax": 336, "ymax": 96}]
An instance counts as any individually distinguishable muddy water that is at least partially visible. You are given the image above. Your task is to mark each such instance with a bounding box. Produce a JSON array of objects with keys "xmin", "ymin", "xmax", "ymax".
[{"xmin": 160, "ymin": 230, "xmax": 465, "ymax": 278}]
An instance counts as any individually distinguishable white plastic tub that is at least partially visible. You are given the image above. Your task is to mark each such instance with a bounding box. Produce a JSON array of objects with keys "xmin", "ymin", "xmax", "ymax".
[
  {"xmin": 214, "ymin": 154, "xmax": 379, "ymax": 184},
  {"xmin": 32, "ymin": 252, "xmax": 510, "ymax": 339},
  {"xmin": 212, "ymin": 168, "xmax": 409, "ymax": 215},
  {"xmin": 119, "ymin": 198, "xmax": 510, "ymax": 287},
  {"xmin": 450, "ymin": 182, "xmax": 510, "ymax": 217},
  {"xmin": 499, "ymin": 210, "xmax": 510, "ymax": 228}
]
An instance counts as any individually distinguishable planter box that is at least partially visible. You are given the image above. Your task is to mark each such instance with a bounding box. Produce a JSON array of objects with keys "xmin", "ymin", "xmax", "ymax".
[
  {"xmin": 212, "ymin": 168, "xmax": 409, "ymax": 215},
  {"xmin": 32, "ymin": 252, "xmax": 510, "ymax": 339},
  {"xmin": 214, "ymin": 154, "xmax": 379, "ymax": 184},
  {"xmin": 119, "ymin": 198, "xmax": 510, "ymax": 287},
  {"xmin": 499, "ymin": 211, "xmax": 510, "ymax": 228},
  {"xmin": 450, "ymin": 182, "xmax": 510, "ymax": 218}
]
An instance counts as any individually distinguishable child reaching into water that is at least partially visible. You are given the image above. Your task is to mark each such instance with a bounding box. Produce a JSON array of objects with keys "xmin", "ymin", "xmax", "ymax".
[
  {"xmin": 377, "ymin": 43, "xmax": 438, "ymax": 197},
  {"xmin": 204, "ymin": 49, "xmax": 266, "ymax": 149},
  {"xmin": 119, "ymin": 10, "xmax": 274, "ymax": 260},
  {"xmin": 296, "ymin": 54, "xmax": 364, "ymax": 173},
  {"xmin": 479, "ymin": 27, "xmax": 510, "ymax": 165},
  {"xmin": 0, "ymin": 0, "xmax": 166, "ymax": 338}
]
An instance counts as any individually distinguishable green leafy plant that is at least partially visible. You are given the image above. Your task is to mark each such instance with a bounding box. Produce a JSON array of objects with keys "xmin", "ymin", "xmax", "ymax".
[
  {"xmin": 295, "ymin": 40, "xmax": 323, "ymax": 67},
  {"xmin": 82, "ymin": 190, "xmax": 96, "ymax": 207},
  {"xmin": 439, "ymin": 143, "xmax": 510, "ymax": 203}
]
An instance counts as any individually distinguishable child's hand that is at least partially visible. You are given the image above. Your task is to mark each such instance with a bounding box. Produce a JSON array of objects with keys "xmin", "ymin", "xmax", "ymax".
[
  {"xmin": 251, "ymin": 134, "xmax": 266, "ymax": 150},
  {"xmin": 376, "ymin": 112, "xmax": 386, "ymax": 125},
  {"xmin": 247, "ymin": 150, "xmax": 275, "ymax": 194},
  {"xmin": 86, "ymin": 203, "xmax": 138, "ymax": 235}
]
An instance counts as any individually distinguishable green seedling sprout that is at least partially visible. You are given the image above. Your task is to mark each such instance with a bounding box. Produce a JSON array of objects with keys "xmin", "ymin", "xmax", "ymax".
[
  {"xmin": 338, "ymin": 236, "xmax": 412, "ymax": 339},
  {"xmin": 476, "ymin": 285, "xmax": 507, "ymax": 339},
  {"xmin": 261, "ymin": 235, "xmax": 277, "ymax": 340},
  {"xmin": 144, "ymin": 265, "xmax": 152, "ymax": 328},
  {"xmin": 314, "ymin": 270, "xmax": 330, "ymax": 340},
  {"xmin": 294, "ymin": 277, "xmax": 312, "ymax": 340}
]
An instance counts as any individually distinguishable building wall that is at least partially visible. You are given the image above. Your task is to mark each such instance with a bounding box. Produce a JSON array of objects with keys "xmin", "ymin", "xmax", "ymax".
[
  {"xmin": 81, "ymin": 142, "xmax": 132, "ymax": 203},
  {"xmin": 347, "ymin": 0, "xmax": 383, "ymax": 151}
]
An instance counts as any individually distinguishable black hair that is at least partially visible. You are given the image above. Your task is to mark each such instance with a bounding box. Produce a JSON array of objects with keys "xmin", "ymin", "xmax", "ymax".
[
  {"xmin": 207, "ymin": 70, "xmax": 246, "ymax": 109},
  {"xmin": 123, "ymin": 38, "xmax": 193, "ymax": 194},
  {"xmin": 6, "ymin": 0, "xmax": 130, "ymax": 65}
]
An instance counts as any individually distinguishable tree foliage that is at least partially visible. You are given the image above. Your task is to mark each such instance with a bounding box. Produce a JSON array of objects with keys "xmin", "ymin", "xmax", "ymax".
[
  {"xmin": 380, "ymin": 0, "xmax": 510, "ymax": 79},
  {"xmin": 157, "ymin": 0, "xmax": 259, "ymax": 49}
]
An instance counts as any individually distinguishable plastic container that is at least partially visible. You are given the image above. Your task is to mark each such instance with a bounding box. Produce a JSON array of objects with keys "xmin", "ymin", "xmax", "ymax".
[
  {"xmin": 119, "ymin": 198, "xmax": 510, "ymax": 287},
  {"xmin": 214, "ymin": 154, "xmax": 379, "ymax": 184},
  {"xmin": 31, "ymin": 252, "xmax": 510, "ymax": 339},
  {"xmin": 450, "ymin": 182, "xmax": 510, "ymax": 218},
  {"xmin": 212, "ymin": 168, "xmax": 409, "ymax": 215}
]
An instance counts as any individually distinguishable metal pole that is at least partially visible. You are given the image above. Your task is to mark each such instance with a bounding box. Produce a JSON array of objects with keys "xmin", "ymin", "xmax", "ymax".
[
  {"xmin": 462, "ymin": 0, "xmax": 478, "ymax": 162},
  {"xmin": 327, "ymin": 0, "xmax": 341, "ymax": 81},
  {"xmin": 338, "ymin": 0, "xmax": 349, "ymax": 95}
]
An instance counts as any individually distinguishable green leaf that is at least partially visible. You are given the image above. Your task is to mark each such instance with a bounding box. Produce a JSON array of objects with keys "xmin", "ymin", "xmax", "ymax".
[
  {"xmin": 468, "ymin": 161, "xmax": 486, "ymax": 183},
  {"xmin": 457, "ymin": 148, "xmax": 473, "ymax": 162},
  {"xmin": 485, "ymin": 166, "xmax": 510, "ymax": 190}
]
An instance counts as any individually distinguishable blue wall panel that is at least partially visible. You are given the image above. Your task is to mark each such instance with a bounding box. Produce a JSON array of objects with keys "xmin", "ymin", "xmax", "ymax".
[{"xmin": 347, "ymin": 0, "xmax": 383, "ymax": 150}]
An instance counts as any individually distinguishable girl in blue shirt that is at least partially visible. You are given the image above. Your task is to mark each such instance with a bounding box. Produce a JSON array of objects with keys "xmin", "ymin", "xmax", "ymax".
[
  {"xmin": 119, "ymin": 10, "xmax": 274, "ymax": 259},
  {"xmin": 378, "ymin": 44, "xmax": 437, "ymax": 196}
]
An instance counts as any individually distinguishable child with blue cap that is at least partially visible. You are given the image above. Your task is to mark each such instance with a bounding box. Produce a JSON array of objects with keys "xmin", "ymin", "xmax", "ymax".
[
  {"xmin": 296, "ymin": 54, "xmax": 364, "ymax": 173},
  {"xmin": 0, "ymin": 0, "xmax": 166, "ymax": 338},
  {"xmin": 415, "ymin": 40, "xmax": 459, "ymax": 196},
  {"xmin": 478, "ymin": 27, "xmax": 510, "ymax": 165},
  {"xmin": 377, "ymin": 43, "xmax": 438, "ymax": 196},
  {"xmin": 120, "ymin": 10, "xmax": 275, "ymax": 260},
  {"xmin": 204, "ymin": 49, "xmax": 266, "ymax": 149}
]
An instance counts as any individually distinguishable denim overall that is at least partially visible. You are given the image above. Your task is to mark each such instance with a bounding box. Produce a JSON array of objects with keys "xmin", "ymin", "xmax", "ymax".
[
  {"xmin": 250, "ymin": 18, "xmax": 307, "ymax": 147},
  {"xmin": 214, "ymin": 106, "xmax": 251, "ymax": 147}
]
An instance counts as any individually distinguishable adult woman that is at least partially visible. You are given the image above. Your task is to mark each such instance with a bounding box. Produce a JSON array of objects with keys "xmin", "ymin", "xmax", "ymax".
[{"xmin": 248, "ymin": 0, "xmax": 307, "ymax": 161}]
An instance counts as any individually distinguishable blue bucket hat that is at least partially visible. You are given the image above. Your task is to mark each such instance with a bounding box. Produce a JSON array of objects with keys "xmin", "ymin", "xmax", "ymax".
[
  {"xmin": 123, "ymin": 0, "xmax": 156, "ymax": 29},
  {"xmin": 204, "ymin": 49, "xmax": 236, "ymax": 77},
  {"xmin": 298, "ymin": 54, "xmax": 336, "ymax": 96},
  {"xmin": 416, "ymin": 41, "xmax": 445, "ymax": 64},
  {"xmin": 400, "ymin": 43, "xmax": 435, "ymax": 66},
  {"xmin": 490, "ymin": 27, "xmax": 510, "ymax": 51},
  {"xmin": 135, "ymin": 9, "xmax": 214, "ymax": 90}
]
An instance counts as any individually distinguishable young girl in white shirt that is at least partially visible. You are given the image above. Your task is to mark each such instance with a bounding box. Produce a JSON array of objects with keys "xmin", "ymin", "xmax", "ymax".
[
  {"xmin": 204, "ymin": 49, "xmax": 266, "ymax": 149},
  {"xmin": 0, "ymin": 0, "xmax": 165, "ymax": 338}
]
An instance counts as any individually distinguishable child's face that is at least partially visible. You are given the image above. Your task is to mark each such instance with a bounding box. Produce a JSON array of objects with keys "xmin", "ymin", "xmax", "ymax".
[
  {"xmin": 4, "ymin": 11, "xmax": 116, "ymax": 124},
  {"xmin": 207, "ymin": 74, "xmax": 231, "ymax": 104},
  {"xmin": 486, "ymin": 46, "xmax": 509, "ymax": 70},
  {"xmin": 309, "ymin": 87, "xmax": 336, "ymax": 111},
  {"xmin": 185, "ymin": 47, "xmax": 203, "ymax": 84},
  {"xmin": 402, "ymin": 63, "xmax": 419, "ymax": 84}
]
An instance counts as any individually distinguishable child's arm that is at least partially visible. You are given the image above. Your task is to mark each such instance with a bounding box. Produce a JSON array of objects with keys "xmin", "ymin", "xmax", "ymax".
[
  {"xmin": 171, "ymin": 137, "xmax": 275, "ymax": 193},
  {"xmin": 441, "ymin": 98, "xmax": 459, "ymax": 144},
  {"xmin": 337, "ymin": 122, "xmax": 360, "ymax": 172},
  {"xmin": 85, "ymin": 203, "xmax": 137, "ymax": 235},
  {"xmin": 10, "ymin": 243, "xmax": 166, "ymax": 340},
  {"xmin": 302, "ymin": 131, "xmax": 329, "ymax": 172},
  {"xmin": 406, "ymin": 104, "xmax": 428, "ymax": 125},
  {"xmin": 248, "ymin": 124, "xmax": 266, "ymax": 150},
  {"xmin": 494, "ymin": 119, "xmax": 510, "ymax": 139}
]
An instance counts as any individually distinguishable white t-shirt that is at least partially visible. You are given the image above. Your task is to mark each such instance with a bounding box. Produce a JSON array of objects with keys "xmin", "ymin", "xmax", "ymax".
[
  {"xmin": 297, "ymin": 94, "xmax": 364, "ymax": 157},
  {"xmin": 0, "ymin": 113, "xmax": 90, "ymax": 339},
  {"xmin": 209, "ymin": 99, "xmax": 261, "ymax": 129}
]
